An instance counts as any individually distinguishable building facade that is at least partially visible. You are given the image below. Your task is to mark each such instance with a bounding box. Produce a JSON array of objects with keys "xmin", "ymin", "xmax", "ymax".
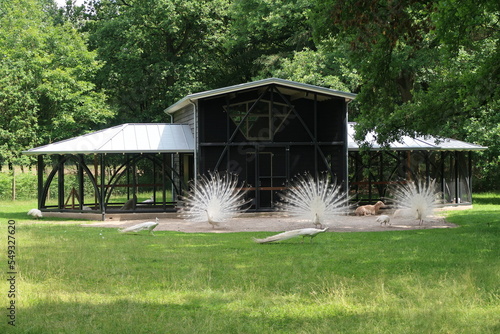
[{"xmin": 166, "ymin": 78, "xmax": 356, "ymax": 210}]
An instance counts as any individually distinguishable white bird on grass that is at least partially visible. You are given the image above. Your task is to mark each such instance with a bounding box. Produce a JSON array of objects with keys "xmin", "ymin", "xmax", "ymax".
[
  {"xmin": 119, "ymin": 217, "xmax": 159, "ymax": 235},
  {"xmin": 27, "ymin": 208, "xmax": 43, "ymax": 218},
  {"xmin": 178, "ymin": 171, "xmax": 251, "ymax": 229},
  {"xmin": 376, "ymin": 215, "xmax": 391, "ymax": 226},
  {"xmin": 254, "ymin": 227, "xmax": 328, "ymax": 244},
  {"xmin": 276, "ymin": 173, "xmax": 351, "ymax": 229},
  {"xmin": 391, "ymin": 179, "xmax": 439, "ymax": 225}
]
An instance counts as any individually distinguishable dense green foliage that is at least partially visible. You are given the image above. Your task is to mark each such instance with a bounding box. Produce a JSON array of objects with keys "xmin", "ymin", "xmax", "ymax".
[
  {"xmin": 0, "ymin": 194, "xmax": 498, "ymax": 333},
  {"xmin": 85, "ymin": 0, "xmax": 229, "ymax": 123},
  {"xmin": 0, "ymin": 0, "xmax": 114, "ymax": 166},
  {"xmin": 0, "ymin": 171, "xmax": 37, "ymax": 200},
  {"xmin": 311, "ymin": 0, "xmax": 500, "ymax": 190},
  {"xmin": 0, "ymin": 0, "xmax": 498, "ymax": 189}
]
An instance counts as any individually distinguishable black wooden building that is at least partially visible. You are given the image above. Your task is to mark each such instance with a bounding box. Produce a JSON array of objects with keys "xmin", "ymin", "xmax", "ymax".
[{"xmin": 165, "ymin": 78, "xmax": 357, "ymax": 210}]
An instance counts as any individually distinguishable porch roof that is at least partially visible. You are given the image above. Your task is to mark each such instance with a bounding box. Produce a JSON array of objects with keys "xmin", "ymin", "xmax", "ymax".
[
  {"xmin": 23, "ymin": 123, "xmax": 195, "ymax": 155},
  {"xmin": 348, "ymin": 123, "xmax": 487, "ymax": 151}
]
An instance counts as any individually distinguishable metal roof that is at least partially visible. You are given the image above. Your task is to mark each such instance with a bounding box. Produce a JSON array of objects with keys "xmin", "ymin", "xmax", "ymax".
[
  {"xmin": 164, "ymin": 77, "xmax": 357, "ymax": 114},
  {"xmin": 348, "ymin": 123, "xmax": 487, "ymax": 151},
  {"xmin": 24, "ymin": 122, "xmax": 485, "ymax": 156},
  {"xmin": 24, "ymin": 123, "xmax": 195, "ymax": 155}
]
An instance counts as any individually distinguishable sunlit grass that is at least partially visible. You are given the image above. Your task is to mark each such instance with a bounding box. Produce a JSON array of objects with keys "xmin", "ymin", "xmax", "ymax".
[{"xmin": 0, "ymin": 194, "xmax": 498, "ymax": 333}]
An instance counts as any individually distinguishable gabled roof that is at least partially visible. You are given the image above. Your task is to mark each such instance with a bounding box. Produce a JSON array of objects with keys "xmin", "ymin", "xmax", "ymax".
[
  {"xmin": 164, "ymin": 77, "xmax": 357, "ymax": 114},
  {"xmin": 24, "ymin": 124, "xmax": 195, "ymax": 155},
  {"xmin": 347, "ymin": 123, "xmax": 487, "ymax": 151}
]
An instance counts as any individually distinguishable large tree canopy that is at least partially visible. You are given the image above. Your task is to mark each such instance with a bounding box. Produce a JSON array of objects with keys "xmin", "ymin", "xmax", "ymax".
[
  {"xmin": 0, "ymin": 0, "xmax": 113, "ymax": 165},
  {"xmin": 221, "ymin": 0, "xmax": 314, "ymax": 84},
  {"xmin": 311, "ymin": 0, "xmax": 499, "ymax": 189},
  {"xmin": 85, "ymin": 0, "xmax": 229, "ymax": 123}
]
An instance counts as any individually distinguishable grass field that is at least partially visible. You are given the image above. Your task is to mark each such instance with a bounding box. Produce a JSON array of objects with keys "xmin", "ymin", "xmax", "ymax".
[{"xmin": 0, "ymin": 195, "xmax": 499, "ymax": 333}]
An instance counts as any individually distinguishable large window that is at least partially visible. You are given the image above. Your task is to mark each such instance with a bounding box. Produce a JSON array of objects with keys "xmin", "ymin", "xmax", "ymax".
[{"xmin": 226, "ymin": 100, "xmax": 291, "ymax": 141}]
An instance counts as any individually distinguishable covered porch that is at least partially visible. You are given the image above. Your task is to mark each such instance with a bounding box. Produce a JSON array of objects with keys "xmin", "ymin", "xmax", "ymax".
[
  {"xmin": 347, "ymin": 123, "xmax": 487, "ymax": 205},
  {"xmin": 24, "ymin": 123, "xmax": 194, "ymax": 219}
]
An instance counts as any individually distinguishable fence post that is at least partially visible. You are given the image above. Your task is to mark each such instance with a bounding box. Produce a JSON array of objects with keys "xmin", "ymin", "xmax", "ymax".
[{"xmin": 11, "ymin": 168, "xmax": 16, "ymax": 201}]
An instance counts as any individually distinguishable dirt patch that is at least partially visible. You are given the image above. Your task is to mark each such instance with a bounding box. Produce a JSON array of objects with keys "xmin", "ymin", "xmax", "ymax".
[{"xmin": 81, "ymin": 212, "xmax": 457, "ymax": 233}]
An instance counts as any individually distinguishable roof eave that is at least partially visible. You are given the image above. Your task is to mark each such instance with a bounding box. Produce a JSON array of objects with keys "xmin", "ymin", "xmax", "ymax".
[
  {"xmin": 347, "ymin": 147, "xmax": 488, "ymax": 152},
  {"xmin": 23, "ymin": 149, "xmax": 194, "ymax": 155},
  {"xmin": 164, "ymin": 78, "xmax": 357, "ymax": 114}
]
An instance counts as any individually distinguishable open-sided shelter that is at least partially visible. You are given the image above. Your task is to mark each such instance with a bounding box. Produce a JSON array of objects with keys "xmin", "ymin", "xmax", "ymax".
[
  {"xmin": 24, "ymin": 123, "xmax": 194, "ymax": 218},
  {"xmin": 347, "ymin": 123, "xmax": 487, "ymax": 205}
]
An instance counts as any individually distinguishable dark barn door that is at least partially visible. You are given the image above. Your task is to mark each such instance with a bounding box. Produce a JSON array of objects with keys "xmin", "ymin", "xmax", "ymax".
[{"xmin": 245, "ymin": 146, "xmax": 288, "ymax": 210}]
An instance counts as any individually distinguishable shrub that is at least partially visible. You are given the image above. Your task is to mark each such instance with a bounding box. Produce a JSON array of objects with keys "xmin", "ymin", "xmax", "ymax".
[{"xmin": 0, "ymin": 171, "xmax": 38, "ymax": 200}]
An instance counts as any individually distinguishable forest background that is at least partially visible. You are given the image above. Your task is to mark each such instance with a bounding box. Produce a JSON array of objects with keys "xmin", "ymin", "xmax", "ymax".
[{"xmin": 1, "ymin": 0, "xmax": 498, "ymax": 193}]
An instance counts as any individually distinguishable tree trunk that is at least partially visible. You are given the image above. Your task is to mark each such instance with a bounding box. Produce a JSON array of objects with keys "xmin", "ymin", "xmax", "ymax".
[{"xmin": 396, "ymin": 69, "xmax": 415, "ymax": 103}]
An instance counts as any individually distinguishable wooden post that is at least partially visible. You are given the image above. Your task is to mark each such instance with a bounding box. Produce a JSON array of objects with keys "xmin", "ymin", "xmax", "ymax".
[
  {"xmin": 455, "ymin": 151, "xmax": 460, "ymax": 203},
  {"xmin": 58, "ymin": 155, "xmax": 65, "ymax": 210},
  {"xmin": 78, "ymin": 155, "xmax": 84, "ymax": 210},
  {"xmin": 162, "ymin": 153, "xmax": 167, "ymax": 211},
  {"xmin": 94, "ymin": 154, "xmax": 99, "ymax": 207},
  {"xmin": 407, "ymin": 151, "xmax": 412, "ymax": 181},
  {"xmin": 100, "ymin": 154, "xmax": 106, "ymax": 220},
  {"xmin": 441, "ymin": 152, "xmax": 446, "ymax": 203},
  {"xmin": 38, "ymin": 155, "xmax": 44, "ymax": 209},
  {"xmin": 11, "ymin": 167, "xmax": 15, "ymax": 201}
]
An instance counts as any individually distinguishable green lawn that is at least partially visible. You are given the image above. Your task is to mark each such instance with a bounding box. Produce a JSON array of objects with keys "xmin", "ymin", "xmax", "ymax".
[{"xmin": 1, "ymin": 195, "xmax": 499, "ymax": 333}]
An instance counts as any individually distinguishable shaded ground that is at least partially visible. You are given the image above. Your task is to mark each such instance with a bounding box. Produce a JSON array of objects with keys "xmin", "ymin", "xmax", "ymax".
[{"xmin": 81, "ymin": 211, "xmax": 457, "ymax": 233}]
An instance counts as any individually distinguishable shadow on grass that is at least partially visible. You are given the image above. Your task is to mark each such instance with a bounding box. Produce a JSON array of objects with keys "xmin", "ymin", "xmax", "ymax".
[
  {"xmin": 0, "ymin": 211, "xmax": 31, "ymax": 221},
  {"xmin": 0, "ymin": 211, "xmax": 86, "ymax": 222},
  {"xmin": 9, "ymin": 296, "xmax": 500, "ymax": 334},
  {"xmin": 447, "ymin": 210, "xmax": 500, "ymax": 230},
  {"xmin": 473, "ymin": 195, "xmax": 500, "ymax": 205},
  {"xmin": 8, "ymin": 299, "xmax": 354, "ymax": 333}
]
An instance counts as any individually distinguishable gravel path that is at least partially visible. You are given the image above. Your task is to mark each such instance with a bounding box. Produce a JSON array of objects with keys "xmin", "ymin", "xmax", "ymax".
[{"xmin": 81, "ymin": 212, "xmax": 457, "ymax": 233}]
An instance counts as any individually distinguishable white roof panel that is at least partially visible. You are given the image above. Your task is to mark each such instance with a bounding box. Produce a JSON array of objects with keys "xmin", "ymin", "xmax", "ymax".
[
  {"xmin": 24, "ymin": 123, "xmax": 195, "ymax": 155},
  {"xmin": 25, "ymin": 122, "xmax": 485, "ymax": 155},
  {"xmin": 348, "ymin": 123, "xmax": 486, "ymax": 151}
]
